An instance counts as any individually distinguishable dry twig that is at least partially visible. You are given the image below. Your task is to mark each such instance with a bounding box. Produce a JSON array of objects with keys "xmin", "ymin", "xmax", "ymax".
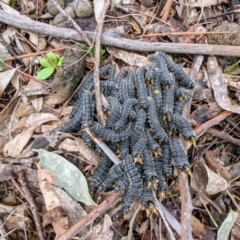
[
  {"xmin": 56, "ymin": 191, "xmax": 122, "ymax": 240},
  {"xmin": 18, "ymin": 170, "xmax": 45, "ymax": 240},
  {"xmin": 94, "ymin": 0, "xmax": 111, "ymax": 126},
  {"xmin": 161, "ymin": 0, "xmax": 174, "ymax": 21},
  {"xmin": 1, "ymin": 10, "xmax": 240, "ymax": 56}
]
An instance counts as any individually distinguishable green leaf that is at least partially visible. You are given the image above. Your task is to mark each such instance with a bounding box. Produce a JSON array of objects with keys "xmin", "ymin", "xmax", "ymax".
[
  {"xmin": 35, "ymin": 149, "xmax": 96, "ymax": 206},
  {"xmin": 0, "ymin": 57, "xmax": 4, "ymax": 63},
  {"xmin": 47, "ymin": 52, "xmax": 58, "ymax": 65},
  {"xmin": 227, "ymin": 71, "xmax": 238, "ymax": 75},
  {"xmin": 231, "ymin": 59, "xmax": 240, "ymax": 68},
  {"xmin": 100, "ymin": 48, "xmax": 106, "ymax": 57},
  {"xmin": 121, "ymin": 205, "xmax": 140, "ymax": 240},
  {"xmin": 40, "ymin": 58, "xmax": 53, "ymax": 68},
  {"xmin": 217, "ymin": 210, "xmax": 238, "ymax": 240},
  {"xmin": 57, "ymin": 56, "xmax": 64, "ymax": 67},
  {"xmin": 37, "ymin": 67, "xmax": 55, "ymax": 80}
]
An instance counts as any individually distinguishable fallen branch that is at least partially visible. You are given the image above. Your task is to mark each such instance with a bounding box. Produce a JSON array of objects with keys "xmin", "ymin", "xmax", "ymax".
[
  {"xmin": 1, "ymin": 10, "xmax": 240, "ymax": 56},
  {"xmin": 206, "ymin": 128, "xmax": 240, "ymax": 147},
  {"xmin": 193, "ymin": 111, "xmax": 232, "ymax": 137},
  {"xmin": 93, "ymin": 0, "xmax": 111, "ymax": 126},
  {"xmin": 49, "ymin": 0, "xmax": 92, "ymax": 46},
  {"xmin": 56, "ymin": 191, "xmax": 122, "ymax": 240},
  {"xmin": 18, "ymin": 170, "xmax": 45, "ymax": 240}
]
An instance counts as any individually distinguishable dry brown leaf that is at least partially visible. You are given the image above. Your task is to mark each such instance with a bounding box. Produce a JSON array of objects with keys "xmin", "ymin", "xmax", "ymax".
[
  {"xmin": 3, "ymin": 113, "xmax": 58, "ymax": 157},
  {"xmin": 223, "ymin": 74, "xmax": 240, "ymax": 90},
  {"xmin": 191, "ymin": 161, "xmax": 229, "ymax": 195},
  {"xmin": 0, "ymin": 69, "xmax": 17, "ymax": 96},
  {"xmin": 207, "ymin": 56, "xmax": 240, "ymax": 113},
  {"xmin": 21, "ymin": 82, "xmax": 50, "ymax": 96},
  {"xmin": 31, "ymin": 96, "xmax": 43, "ymax": 112},
  {"xmin": 58, "ymin": 136, "xmax": 100, "ymax": 165},
  {"xmin": 38, "ymin": 167, "xmax": 68, "ymax": 236},
  {"xmin": 93, "ymin": 0, "xmax": 105, "ymax": 22},
  {"xmin": 107, "ymin": 47, "xmax": 151, "ymax": 67}
]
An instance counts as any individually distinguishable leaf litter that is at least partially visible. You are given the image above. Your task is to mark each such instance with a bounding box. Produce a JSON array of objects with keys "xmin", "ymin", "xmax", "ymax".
[{"xmin": 0, "ymin": 0, "xmax": 240, "ymax": 239}]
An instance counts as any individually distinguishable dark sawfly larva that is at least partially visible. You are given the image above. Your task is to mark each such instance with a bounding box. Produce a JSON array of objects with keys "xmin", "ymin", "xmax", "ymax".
[
  {"xmin": 140, "ymin": 180, "xmax": 155, "ymax": 210},
  {"xmin": 119, "ymin": 80, "xmax": 129, "ymax": 103},
  {"xmin": 82, "ymin": 129, "xmax": 95, "ymax": 148},
  {"xmin": 119, "ymin": 138, "xmax": 130, "ymax": 160},
  {"xmin": 136, "ymin": 67, "xmax": 149, "ymax": 109},
  {"xmin": 147, "ymin": 97, "xmax": 168, "ymax": 142},
  {"xmin": 105, "ymin": 96, "xmax": 122, "ymax": 129},
  {"xmin": 122, "ymin": 155, "xmax": 143, "ymax": 213},
  {"xmin": 127, "ymin": 69, "xmax": 135, "ymax": 98},
  {"xmin": 146, "ymin": 60, "xmax": 158, "ymax": 82},
  {"xmin": 153, "ymin": 88, "xmax": 162, "ymax": 112},
  {"xmin": 114, "ymin": 172, "xmax": 130, "ymax": 192},
  {"xmin": 82, "ymin": 91, "xmax": 94, "ymax": 125},
  {"xmin": 100, "ymin": 81, "xmax": 117, "ymax": 90},
  {"xmin": 98, "ymin": 162, "xmax": 125, "ymax": 191},
  {"xmin": 160, "ymin": 52, "xmax": 195, "ymax": 89},
  {"xmin": 169, "ymin": 135, "xmax": 190, "ymax": 172},
  {"xmin": 115, "ymin": 68, "xmax": 128, "ymax": 86},
  {"xmin": 115, "ymin": 98, "xmax": 138, "ymax": 131},
  {"xmin": 154, "ymin": 156, "xmax": 170, "ymax": 192},
  {"xmin": 132, "ymin": 129, "xmax": 147, "ymax": 163},
  {"xmin": 173, "ymin": 91, "xmax": 192, "ymax": 116},
  {"xmin": 75, "ymin": 64, "xmax": 111, "ymax": 99},
  {"xmin": 90, "ymin": 122, "xmax": 133, "ymax": 142},
  {"xmin": 142, "ymin": 147, "xmax": 158, "ymax": 186},
  {"xmin": 70, "ymin": 95, "xmax": 84, "ymax": 119},
  {"xmin": 146, "ymin": 131, "xmax": 161, "ymax": 157},
  {"xmin": 159, "ymin": 141, "xmax": 172, "ymax": 178},
  {"xmin": 89, "ymin": 154, "xmax": 112, "ymax": 187},
  {"xmin": 60, "ymin": 105, "xmax": 84, "ymax": 133},
  {"xmin": 161, "ymin": 81, "xmax": 175, "ymax": 118},
  {"xmin": 171, "ymin": 114, "xmax": 195, "ymax": 141}
]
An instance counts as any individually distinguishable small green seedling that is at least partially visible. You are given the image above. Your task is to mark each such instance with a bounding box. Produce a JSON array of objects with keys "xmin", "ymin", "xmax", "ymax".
[
  {"xmin": 224, "ymin": 59, "xmax": 240, "ymax": 75},
  {"xmin": 37, "ymin": 52, "xmax": 64, "ymax": 80},
  {"xmin": 0, "ymin": 57, "xmax": 4, "ymax": 72},
  {"xmin": 81, "ymin": 43, "xmax": 106, "ymax": 59}
]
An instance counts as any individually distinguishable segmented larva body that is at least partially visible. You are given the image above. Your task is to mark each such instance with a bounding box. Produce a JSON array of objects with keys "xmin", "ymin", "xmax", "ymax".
[
  {"xmin": 59, "ymin": 105, "xmax": 84, "ymax": 133},
  {"xmin": 119, "ymin": 80, "xmax": 129, "ymax": 103},
  {"xmin": 105, "ymin": 97, "xmax": 122, "ymax": 129},
  {"xmin": 146, "ymin": 131, "xmax": 161, "ymax": 155},
  {"xmin": 161, "ymin": 82, "xmax": 175, "ymax": 117},
  {"xmin": 136, "ymin": 67, "xmax": 149, "ymax": 109},
  {"xmin": 160, "ymin": 52, "xmax": 195, "ymax": 89},
  {"xmin": 100, "ymin": 81, "xmax": 117, "ymax": 89},
  {"xmin": 89, "ymin": 154, "xmax": 112, "ymax": 187},
  {"xmin": 175, "ymin": 87, "xmax": 188, "ymax": 100},
  {"xmin": 127, "ymin": 69, "xmax": 135, "ymax": 98},
  {"xmin": 142, "ymin": 148, "xmax": 158, "ymax": 183},
  {"xmin": 153, "ymin": 88, "xmax": 162, "ymax": 112},
  {"xmin": 140, "ymin": 180, "xmax": 154, "ymax": 209},
  {"xmin": 115, "ymin": 98, "xmax": 138, "ymax": 131},
  {"xmin": 147, "ymin": 85, "xmax": 154, "ymax": 98},
  {"xmin": 150, "ymin": 54, "xmax": 175, "ymax": 87},
  {"xmin": 119, "ymin": 138, "xmax": 130, "ymax": 160},
  {"xmin": 90, "ymin": 122, "xmax": 132, "ymax": 142},
  {"xmin": 132, "ymin": 129, "xmax": 147, "ymax": 162},
  {"xmin": 114, "ymin": 173, "xmax": 130, "ymax": 192},
  {"xmin": 108, "ymin": 65, "xmax": 117, "ymax": 96},
  {"xmin": 147, "ymin": 97, "xmax": 168, "ymax": 142},
  {"xmin": 98, "ymin": 162, "xmax": 125, "ymax": 190},
  {"xmin": 159, "ymin": 142, "xmax": 172, "ymax": 177},
  {"xmin": 171, "ymin": 114, "xmax": 195, "ymax": 141},
  {"xmin": 82, "ymin": 91, "xmax": 93, "ymax": 125},
  {"xmin": 169, "ymin": 135, "xmax": 190, "ymax": 171},
  {"xmin": 122, "ymin": 155, "xmax": 143, "ymax": 213},
  {"xmin": 82, "ymin": 129, "xmax": 94, "ymax": 148},
  {"xmin": 146, "ymin": 60, "xmax": 158, "ymax": 82},
  {"xmin": 173, "ymin": 92, "xmax": 192, "ymax": 116},
  {"xmin": 115, "ymin": 68, "xmax": 128, "ymax": 85},
  {"xmin": 70, "ymin": 96, "xmax": 84, "ymax": 119},
  {"xmin": 75, "ymin": 64, "xmax": 111, "ymax": 99}
]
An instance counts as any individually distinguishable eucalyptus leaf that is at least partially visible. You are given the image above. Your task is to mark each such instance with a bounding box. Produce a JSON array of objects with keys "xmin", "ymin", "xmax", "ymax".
[
  {"xmin": 217, "ymin": 210, "xmax": 238, "ymax": 240},
  {"xmin": 47, "ymin": 52, "xmax": 58, "ymax": 65},
  {"xmin": 37, "ymin": 67, "xmax": 54, "ymax": 80},
  {"xmin": 35, "ymin": 149, "xmax": 96, "ymax": 206}
]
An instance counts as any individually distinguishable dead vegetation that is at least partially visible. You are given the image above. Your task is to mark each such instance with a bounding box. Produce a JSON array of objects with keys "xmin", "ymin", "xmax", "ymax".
[{"xmin": 0, "ymin": 0, "xmax": 240, "ymax": 239}]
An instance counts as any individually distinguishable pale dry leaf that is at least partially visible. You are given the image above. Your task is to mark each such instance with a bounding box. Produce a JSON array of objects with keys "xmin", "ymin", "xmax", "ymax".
[
  {"xmin": 223, "ymin": 74, "xmax": 240, "ymax": 90},
  {"xmin": 93, "ymin": 0, "xmax": 105, "ymax": 22},
  {"xmin": 22, "ymin": 30, "xmax": 47, "ymax": 50},
  {"xmin": 3, "ymin": 113, "xmax": 58, "ymax": 157},
  {"xmin": 0, "ymin": 69, "xmax": 17, "ymax": 96},
  {"xmin": 58, "ymin": 135, "xmax": 100, "ymax": 165},
  {"xmin": 107, "ymin": 47, "xmax": 151, "ymax": 67},
  {"xmin": 38, "ymin": 167, "xmax": 68, "ymax": 236},
  {"xmin": 21, "ymin": 82, "xmax": 50, "ymax": 96},
  {"xmin": 191, "ymin": 161, "xmax": 229, "ymax": 195},
  {"xmin": 190, "ymin": 0, "xmax": 226, "ymax": 7},
  {"xmin": 207, "ymin": 56, "xmax": 240, "ymax": 113},
  {"xmin": 31, "ymin": 96, "xmax": 43, "ymax": 112}
]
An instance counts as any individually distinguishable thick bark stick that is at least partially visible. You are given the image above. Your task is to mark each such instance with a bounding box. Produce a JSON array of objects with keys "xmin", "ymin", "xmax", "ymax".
[{"xmin": 1, "ymin": 10, "xmax": 240, "ymax": 56}]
